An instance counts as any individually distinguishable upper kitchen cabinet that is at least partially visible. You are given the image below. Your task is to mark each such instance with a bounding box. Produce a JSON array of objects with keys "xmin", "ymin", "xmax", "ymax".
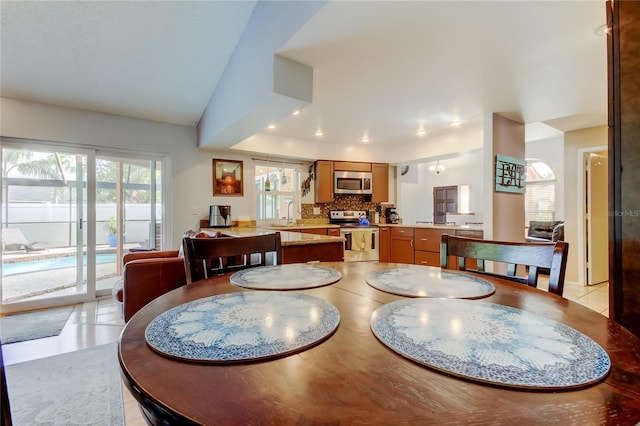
[
  {"xmin": 371, "ymin": 163, "xmax": 389, "ymax": 203},
  {"xmin": 333, "ymin": 161, "xmax": 372, "ymax": 172},
  {"xmin": 315, "ymin": 160, "xmax": 334, "ymax": 203}
]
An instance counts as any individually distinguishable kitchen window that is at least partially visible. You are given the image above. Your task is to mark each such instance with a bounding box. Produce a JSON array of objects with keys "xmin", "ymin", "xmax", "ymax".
[{"xmin": 255, "ymin": 162, "xmax": 301, "ymax": 223}]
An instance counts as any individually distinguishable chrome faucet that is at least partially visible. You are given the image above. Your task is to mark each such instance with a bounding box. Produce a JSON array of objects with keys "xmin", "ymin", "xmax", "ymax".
[{"xmin": 287, "ymin": 200, "xmax": 295, "ymax": 225}]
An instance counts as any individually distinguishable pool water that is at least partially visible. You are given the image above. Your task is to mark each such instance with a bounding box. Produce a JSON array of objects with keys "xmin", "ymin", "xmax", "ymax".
[{"xmin": 2, "ymin": 253, "xmax": 117, "ymax": 276}]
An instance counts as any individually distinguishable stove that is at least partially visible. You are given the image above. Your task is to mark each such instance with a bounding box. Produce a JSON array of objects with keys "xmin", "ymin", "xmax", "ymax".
[
  {"xmin": 330, "ymin": 210, "xmax": 379, "ymax": 261},
  {"xmin": 330, "ymin": 210, "xmax": 372, "ymax": 227}
]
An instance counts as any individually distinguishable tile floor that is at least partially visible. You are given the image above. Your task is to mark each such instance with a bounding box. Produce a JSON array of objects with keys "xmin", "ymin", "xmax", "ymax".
[{"xmin": 2, "ymin": 280, "xmax": 609, "ymax": 425}]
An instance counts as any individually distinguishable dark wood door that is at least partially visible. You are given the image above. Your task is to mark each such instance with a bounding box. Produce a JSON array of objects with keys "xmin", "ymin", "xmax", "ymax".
[{"xmin": 433, "ymin": 186, "xmax": 458, "ymax": 224}]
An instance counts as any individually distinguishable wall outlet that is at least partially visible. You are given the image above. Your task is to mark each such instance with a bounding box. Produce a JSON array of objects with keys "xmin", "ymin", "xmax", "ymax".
[
  {"xmin": 191, "ymin": 207, "xmax": 198, "ymax": 215},
  {"xmin": 313, "ymin": 207, "xmax": 321, "ymax": 215}
]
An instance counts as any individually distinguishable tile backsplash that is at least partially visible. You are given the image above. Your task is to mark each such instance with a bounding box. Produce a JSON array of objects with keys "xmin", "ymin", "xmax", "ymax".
[{"xmin": 301, "ymin": 195, "xmax": 393, "ymax": 223}]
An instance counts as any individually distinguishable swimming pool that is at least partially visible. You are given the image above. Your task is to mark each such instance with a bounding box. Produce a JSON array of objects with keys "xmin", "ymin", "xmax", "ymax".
[{"xmin": 2, "ymin": 253, "xmax": 117, "ymax": 276}]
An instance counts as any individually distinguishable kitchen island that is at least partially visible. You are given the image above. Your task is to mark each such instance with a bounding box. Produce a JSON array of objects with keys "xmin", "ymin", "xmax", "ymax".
[
  {"xmin": 376, "ymin": 223, "xmax": 484, "ymax": 266},
  {"xmin": 202, "ymin": 227, "xmax": 345, "ymax": 263}
]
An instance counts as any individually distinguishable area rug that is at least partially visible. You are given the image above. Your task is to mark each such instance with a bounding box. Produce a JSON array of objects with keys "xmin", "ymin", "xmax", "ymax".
[
  {"xmin": 0, "ymin": 306, "xmax": 74, "ymax": 344},
  {"xmin": 5, "ymin": 343, "xmax": 124, "ymax": 425}
]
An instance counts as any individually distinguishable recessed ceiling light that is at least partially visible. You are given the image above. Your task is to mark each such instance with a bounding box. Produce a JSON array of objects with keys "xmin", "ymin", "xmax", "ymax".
[
  {"xmin": 315, "ymin": 130, "xmax": 324, "ymax": 137},
  {"xmin": 361, "ymin": 136, "xmax": 370, "ymax": 143},
  {"xmin": 448, "ymin": 121, "xmax": 461, "ymax": 127},
  {"xmin": 292, "ymin": 110, "xmax": 301, "ymax": 116},
  {"xmin": 267, "ymin": 124, "xmax": 276, "ymax": 130},
  {"xmin": 416, "ymin": 128, "xmax": 426, "ymax": 137}
]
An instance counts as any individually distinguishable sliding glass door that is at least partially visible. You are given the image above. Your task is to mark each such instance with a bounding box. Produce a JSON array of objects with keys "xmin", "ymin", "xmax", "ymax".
[
  {"xmin": 94, "ymin": 154, "xmax": 163, "ymax": 294},
  {"xmin": 0, "ymin": 139, "xmax": 167, "ymax": 314},
  {"xmin": 0, "ymin": 142, "xmax": 91, "ymax": 313}
]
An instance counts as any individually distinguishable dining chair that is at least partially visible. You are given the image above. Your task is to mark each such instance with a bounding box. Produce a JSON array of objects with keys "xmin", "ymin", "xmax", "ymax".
[
  {"xmin": 182, "ymin": 232, "xmax": 282, "ymax": 284},
  {"xmin": 440, "ymin": 234, "xmax": 569, "ymax": 296}
]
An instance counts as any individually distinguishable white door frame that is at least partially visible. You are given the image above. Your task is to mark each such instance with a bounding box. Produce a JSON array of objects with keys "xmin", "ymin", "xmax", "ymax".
[{"xmin": 576, "ymin": 145, "xmax": 608, "ymax": 287}]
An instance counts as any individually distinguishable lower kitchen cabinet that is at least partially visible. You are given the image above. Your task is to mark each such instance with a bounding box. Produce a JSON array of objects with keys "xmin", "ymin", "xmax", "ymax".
[
  {"xmin": 300, "ymin": 228, "xmax": 328, "ymax": 235},
  {"xmin": 327, "ymin": 228, "xmax": 340, "ymax": 237},
  {"xmin": 384, "ymin": 226, "xmax": 484, "ymax": 267},
  {"xmin": 414, "ymin": 228, "xmax": 448, "ymax": 267},
  {"xmin": 379, "ymin": 226, "xmax": 390, "ymax": 262},
  {"xmin": 390, "ymin": 227, "xmax": 414, "ymax": 264}
]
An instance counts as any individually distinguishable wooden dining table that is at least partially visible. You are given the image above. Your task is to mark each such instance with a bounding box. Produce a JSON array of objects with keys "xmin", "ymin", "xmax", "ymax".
[{"xmin": 118, "ymin": 261, "xmax": 640, "ymax": 425}]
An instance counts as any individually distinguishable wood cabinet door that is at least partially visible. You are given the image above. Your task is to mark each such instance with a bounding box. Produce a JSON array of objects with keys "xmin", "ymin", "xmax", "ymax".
[
  {"xmin": 371, "ymin": 163, "xmax": 389, "ymax": 203},
  {"xmin": 391, "ymin": 227, "xmax": 414, "ymax": 237},
  {"xmin": 300, "ymin": 228, "xmax": 327, "ymax": 235},
  {"xmin": 315, "ymin": 160, "xmax": 334, "ymax": 203},
  {"xmin": 379, "ymin": 226, "xmax": 391, "ymax": 262},
  {"xmin": 414, "ymin": 228, "xmax": 449, "ymax": 252},
  {"xmin": 414, "ymin": 250, "xmax": 441, "ymax": 267},
  {"xmin": 333, "ymin": 161, "xmax": 372, "ymax": 172},
  {"xmin": 390, "ymin": 236, "xmax": 414, "ymax": 264}
]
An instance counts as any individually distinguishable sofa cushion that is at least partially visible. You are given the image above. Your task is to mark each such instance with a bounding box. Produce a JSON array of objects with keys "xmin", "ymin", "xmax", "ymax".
[
  {"xmin": 552, "ymin": 223, "xmax": 564, "ymax": 242},
  {"xmin": 528, "ymin": 221, "xmax": 563, "ymax": 240}
]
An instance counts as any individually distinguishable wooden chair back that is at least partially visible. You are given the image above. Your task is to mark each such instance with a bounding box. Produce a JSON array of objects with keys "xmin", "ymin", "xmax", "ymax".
[
  {"xmin": 440, "ymin": 234, "xmax": 569, "ymax": 296},
  {"xmin": 182, "ymin": 233, "xmax": 282, "ymax": 284}
]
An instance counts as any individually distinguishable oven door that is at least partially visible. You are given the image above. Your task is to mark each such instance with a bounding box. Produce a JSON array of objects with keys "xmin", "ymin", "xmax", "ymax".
[{"xmin": 340, "ymin": 227, "xmax": 380, "ymax": 262}]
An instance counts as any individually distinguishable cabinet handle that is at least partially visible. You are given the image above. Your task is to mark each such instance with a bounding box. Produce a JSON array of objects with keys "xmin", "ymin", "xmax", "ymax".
[
  {"xmin": 420, "ymin": 261, "xmax": 428, "ymax": 264},
  {"xmin": 410, "ymin": 239, "xmax": 413, "ymax": 248},
  {"xmin": 420, "ymin": 238, "xmax": 427, "ymax": 241}
]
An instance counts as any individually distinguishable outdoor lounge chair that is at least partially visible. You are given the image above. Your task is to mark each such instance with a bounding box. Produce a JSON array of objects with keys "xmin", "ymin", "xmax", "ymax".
[{"xmin": 1, "ymin": 228, "xmax": 48, "ymax": 252}]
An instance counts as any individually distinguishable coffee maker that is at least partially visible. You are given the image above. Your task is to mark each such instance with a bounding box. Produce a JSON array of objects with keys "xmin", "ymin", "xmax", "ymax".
[
  {"xmin": 385, "ymin": 207, "xmax": 400, "ymax": 224},
  {"xmin": 209, "ymin": 205, "xmax": 231, "ymax": 228}
]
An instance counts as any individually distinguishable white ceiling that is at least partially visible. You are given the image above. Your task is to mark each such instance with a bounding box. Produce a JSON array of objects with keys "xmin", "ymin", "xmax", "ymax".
[
  {"xmin": 0, "ymin": 1, "xmax": 257, "ymax": 126},
  {"xmin": 0, "ymin": 1, "xmax": 607, "ymax": 161}
]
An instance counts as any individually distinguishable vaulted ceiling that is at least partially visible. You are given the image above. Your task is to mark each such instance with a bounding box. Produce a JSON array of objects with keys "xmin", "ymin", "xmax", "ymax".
[{"xmin": 1, "ymin": 1, "xmax": 607, "ymax": 163}]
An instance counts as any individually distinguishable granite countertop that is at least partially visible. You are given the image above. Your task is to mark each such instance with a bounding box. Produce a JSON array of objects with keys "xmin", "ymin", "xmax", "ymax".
[
  {"xmin": 202, "ymin": 227, "xmax": 345, "ymax": 246},
  {"xmin": 376, "ymin": 223, "xmax": 484, "ymax": 231},
  {"xmin": 265, "ymin": 224, "xmax": 340, "ymax": 231}
]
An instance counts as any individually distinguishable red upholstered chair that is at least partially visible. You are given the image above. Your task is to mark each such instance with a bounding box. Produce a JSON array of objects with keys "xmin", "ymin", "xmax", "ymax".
[{"xmin": 114, "ymin": 231, "xmax": 220, "ymax": 322}]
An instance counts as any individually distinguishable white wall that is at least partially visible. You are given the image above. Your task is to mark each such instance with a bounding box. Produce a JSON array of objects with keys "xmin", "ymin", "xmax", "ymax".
[
  {"xmin": 0, "ymin": 98, "xmax": 197, "ymax": 248},
  {"xmin": 399, "ymin": 151, "xmax": 484, "ymax": 225},
  {"xmin": 564, "ymin": 125, "xmax": 607, "ymax": 284},
  {"xmin": 525, "ymin": 135, "xmax": 565, "ymax": 220},
  {"xmin": 0, "ymin": 98, "xmax": 327, "ymax": 248}
]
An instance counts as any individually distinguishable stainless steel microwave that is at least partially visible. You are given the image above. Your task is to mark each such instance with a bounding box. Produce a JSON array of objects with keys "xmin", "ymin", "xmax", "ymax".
[{"xmin": 334, "ymin": 171, "xmax": 373, "ymax": 195}]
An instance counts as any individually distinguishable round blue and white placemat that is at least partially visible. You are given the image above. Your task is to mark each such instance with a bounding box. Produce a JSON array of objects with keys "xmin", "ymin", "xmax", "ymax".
[
  {"xmin": 230, "ymin": 264, "xmax": 342, "ymax": 290},
  {"xmin": 366, "ymin": 265, "xmax": 495, "ymax": 299},
  {"xmin": 370, "ymin": 298, "xmax": 610, "ymax": 389},
  {"xmin": 145, "ymin": 291, "xmax": 340, "ymax": 362}
]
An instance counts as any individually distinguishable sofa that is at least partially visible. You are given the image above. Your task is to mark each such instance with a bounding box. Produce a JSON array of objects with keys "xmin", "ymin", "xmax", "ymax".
[{"xmin": 526, "ymin": 220, "xmax": 565, "ymax": 243}]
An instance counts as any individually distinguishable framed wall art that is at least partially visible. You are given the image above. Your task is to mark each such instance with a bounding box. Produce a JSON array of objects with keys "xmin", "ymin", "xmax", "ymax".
[
  {"xmin": 495, "ymin": 154, "xmax": 526, "ymax": 194},
  {"xmin": 213, "ymin": 159, "xmax": 243, "ymax": 196}
]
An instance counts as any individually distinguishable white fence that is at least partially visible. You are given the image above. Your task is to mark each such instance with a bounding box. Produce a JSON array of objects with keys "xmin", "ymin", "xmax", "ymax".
[{"xmin": 1, "ymin": 203, "xmax": 161, "ymax": 248}]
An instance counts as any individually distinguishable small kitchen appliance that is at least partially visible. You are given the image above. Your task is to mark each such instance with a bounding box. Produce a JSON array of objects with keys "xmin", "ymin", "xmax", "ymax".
[
  {"xmin": 385, "ymin": 207, "xmax": 400, "ymax": 224},
  {"xmin": 209, "ymin": 205, "xmax": 231, "ymax": 228}
]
